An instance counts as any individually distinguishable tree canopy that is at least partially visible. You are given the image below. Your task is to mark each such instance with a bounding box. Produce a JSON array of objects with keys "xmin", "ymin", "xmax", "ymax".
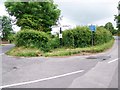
[
  {"xmin": 104, "ymin": 22, "xmax": 117, "ymax": 35},
  {"xmin": 114, "ymin": 2, "xmax": 120, "ymax": 32},
  {"xmin": 0, "ymin": 16, "xmax": 13, "ymax": 40},
  {"xmin": 104, "ymin": 22, "xmax": 114, "ymax": 30},
  {"xmin": 5, "ymin": 0, "xmax": 61, "ymax": 32}
]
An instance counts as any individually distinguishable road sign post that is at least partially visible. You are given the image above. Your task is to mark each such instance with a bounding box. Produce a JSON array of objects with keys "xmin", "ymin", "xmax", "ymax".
[
  {"xmin": 91, "ymin": 31, "xmax": 95, "ymax": 46},
  {"xmin": 89, "ymin": 25, "xmax": 96, "ymax": 46}
]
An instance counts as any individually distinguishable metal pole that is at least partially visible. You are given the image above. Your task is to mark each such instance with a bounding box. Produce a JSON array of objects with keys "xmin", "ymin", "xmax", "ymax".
[
  {"xmin": 92, "ymin": 32, "xmax": 93, "ymax": 46},
  {"xmin": 91, "ymin": 31, "xmax": 95, "ymax": 46}
]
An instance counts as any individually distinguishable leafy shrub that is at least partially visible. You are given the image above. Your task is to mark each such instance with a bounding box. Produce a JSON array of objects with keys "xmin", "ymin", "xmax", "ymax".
[
  {"xmin": 94, "ymin": 27, "xmax": 113, "ymax": 45},
  {"xmin": 41, "ymin": 37, "xmax": 60, "ymax": 52},
  {"xmin": 62, "ymin": 26, "xmax": 91, "ymax": 48},
  {"xmin": 8, "ymin": 34, "xmax": 15, "ymax": 43},
  {"xmin": 15, "ymin": 27, "xmax": 113, "ymax": 52},
  {"xmin": 62, "ymin": 26, "xmax": 113, "ymax": 48},
  {"xmin": 15, "ymin": 29, "xmax": 50, "ymax": 49}
]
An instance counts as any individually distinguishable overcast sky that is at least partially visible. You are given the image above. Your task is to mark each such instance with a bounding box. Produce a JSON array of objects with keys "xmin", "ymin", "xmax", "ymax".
[
  {"xmin": 0, "ymin": 0, "xmax": 119, "ymax": 31},
  {"xmin": 54, "ymin": 0, "xmax": 119, "ymax": 27}
]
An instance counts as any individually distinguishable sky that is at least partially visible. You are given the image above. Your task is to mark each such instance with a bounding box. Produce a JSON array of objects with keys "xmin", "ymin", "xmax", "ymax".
[
  {"xmin": 54, "ymin": 0, "xmax": 119, "ymax": 27},
  {"xmin": 0, "ymin": 0, "xmax": 119, "ymax": 31}
]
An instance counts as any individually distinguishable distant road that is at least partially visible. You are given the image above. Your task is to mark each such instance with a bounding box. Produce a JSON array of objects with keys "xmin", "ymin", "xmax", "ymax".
[{"xmin": 1, "ymin": 44, "xmax": 14, "ymax": 54}]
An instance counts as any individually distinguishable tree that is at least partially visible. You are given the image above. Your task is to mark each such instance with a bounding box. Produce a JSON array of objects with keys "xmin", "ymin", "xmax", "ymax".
[
  {"xmin": 104, "ymin": 22, "xmax": 116, "ymax": 35},
  {"xmin": 114, "ymin": 1, "xmax": 120, "ymax": 33},
  {"xmin": 5, "ymin": 0, "xmax": 61, "ymax": 32},
  {"xmin": 0, "ymin": 16, "xmax": 13, "ymax": 40},
  {"xmin": 114, "ymin": 15, "xmax": 120, "ymax": 31}
]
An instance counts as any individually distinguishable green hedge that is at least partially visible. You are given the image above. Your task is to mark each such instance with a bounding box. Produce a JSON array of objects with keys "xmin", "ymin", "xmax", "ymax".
[
  {"xmin": 41, "ymin": 37, "xmax": 60, "ymax": 52},
  {"xmin": 15, "ymin": 26, "xmax": 113, "ymax": 52},
  {"xmin": 62, "ymin": 26, "xmax": 91, "ymax": 48},
  {"xmin": 62, "ymin": 26, "xmax": 113, "ymax": 48},
  {"xmin": 94, "ymin": 27, "xmax": 113, "ymax": 45},
  {"xmin": 15, "ymin": 29, "xmax": 50, "ymax": 49}
]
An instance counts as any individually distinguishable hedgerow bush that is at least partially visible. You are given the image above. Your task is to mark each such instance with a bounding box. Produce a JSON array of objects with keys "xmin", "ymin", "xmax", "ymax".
[
  {"xmin": 15, "ymin": 26, "xmax": 113, "ymax": 52},
  {"xmin": 15, "ymin": 29, "xmax": 50, "ymax": 49},
  {"xmin": 94, "ymin": 27, "xmax": 113, "ymax": 45},
  {"xmin": 41, "ymin": 37, "xmax": 60, "ymax": 52},
  {"xmin": 62, "ymin": 26, "xmax": 91, "ymax": 48},
  {"xmin": 62, "ymin": 26, "xmax": 113, "ymax": 48}
]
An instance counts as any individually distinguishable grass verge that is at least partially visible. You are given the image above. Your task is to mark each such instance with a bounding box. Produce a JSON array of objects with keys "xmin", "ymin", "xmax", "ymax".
[
  {"xmin": 44, "ymin": 39, "xmax": 114, "ymax": 57},
  {"xmin": 6, "ymin": 39, "xmax": 114, "ymax": 57},
  {"xmin": 6, "ymin": 47, "xmax": 42, "ymax": 57}
]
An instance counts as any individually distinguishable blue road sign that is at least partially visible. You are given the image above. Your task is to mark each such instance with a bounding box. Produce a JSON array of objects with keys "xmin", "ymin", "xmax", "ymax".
[{"xmin": 89, "ymin": 25, "xmax": 96, "ymax": 31}]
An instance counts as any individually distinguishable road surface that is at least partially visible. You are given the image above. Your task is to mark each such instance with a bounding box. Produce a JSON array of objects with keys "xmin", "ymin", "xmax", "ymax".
[{"xmin": 0, "ymin": 37, "xmax": 119, "ymax": 89}]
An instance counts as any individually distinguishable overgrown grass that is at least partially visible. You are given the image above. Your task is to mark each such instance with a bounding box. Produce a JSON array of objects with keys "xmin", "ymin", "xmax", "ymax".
[
  {"xmin": 6, "ymin": 39, "xmax": 114, "ymax": 57},
  {"xmin": 6, "ymin": 47, "xmax": 42, "ymax": 57}
]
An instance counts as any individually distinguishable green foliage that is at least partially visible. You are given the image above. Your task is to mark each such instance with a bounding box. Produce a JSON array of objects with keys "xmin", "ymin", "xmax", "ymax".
[
  {"xmin": 114, "ymin": 2, "xmax": 120, "ymax": 31},
  {"xmin": 8, "ymin": 33, "xmax": 15, "ymax": 43},
  {"xmin": 62, "ymin": 26, "xmax": 113, "ymax": 48},
  {"xmin": 15, "ymin": 29, "xmax": 50, "ymax": 49},
  {"xmin": 94, "ymin": 27, "xmax": 113, "ymax": 45},
  {"xmin": 62, "ymin": 26, "xmax": 91, "ymax": 48},
  {"xmin": 40, "ymin": 37, "xmax": 60, "ymax": 52},
  {"xmin": 0, "ymin": 16, "xmax": 13, "ymax": 40},
  {"xmin": 115, "ymin": 14, "xmax": 120, "ymax": 31},
  {"xmin": 7, "ymin": 38, "xmax": 114, "ymax": 57},
  {"xmin": 48, "ymin": 37, "xmax": 60, "ymax": 49},
  {"xmin": 5, "ymin": 1, "xmax": 61, "ymax": 32},
  {"xmin": 104, "ymin": 22, "xmax": 116, "ymax": 35},
  {"xmin": 44, "ymin": 39, "xmax": 114, "ymax": 57},
  {"xmin": 112, "ymin": 29, "xmax": 118, "ymax": 35}
]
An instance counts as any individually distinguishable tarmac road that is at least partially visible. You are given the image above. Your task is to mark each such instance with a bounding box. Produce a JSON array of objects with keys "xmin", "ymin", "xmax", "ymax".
[{"xmin": 0, "ymin": 37, "xmax": 119, "ymax": 88}]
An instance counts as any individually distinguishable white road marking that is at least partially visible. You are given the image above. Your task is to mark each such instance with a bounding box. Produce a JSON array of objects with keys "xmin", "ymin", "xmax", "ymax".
[
  {"xmin": 108, "ymin": 58, "xmax": 119, "ymax": 63},
  {"xmin": 0, "ymin": 70, "xmax": 84, "ymax": 88},
  {"xmin": 0, "ymin": 53, "xmax": 4, "ymax": 55}
]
